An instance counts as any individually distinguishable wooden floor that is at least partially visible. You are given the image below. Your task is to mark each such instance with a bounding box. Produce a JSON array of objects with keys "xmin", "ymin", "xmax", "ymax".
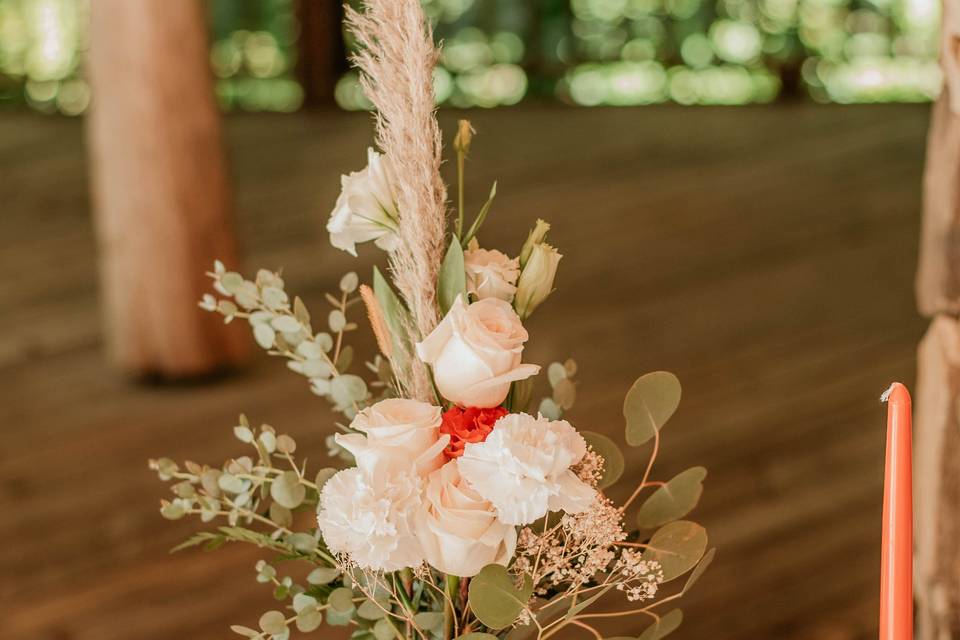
[{"xmin": 0, "ymin": 104, "xmax": 930, "ymax": 639}]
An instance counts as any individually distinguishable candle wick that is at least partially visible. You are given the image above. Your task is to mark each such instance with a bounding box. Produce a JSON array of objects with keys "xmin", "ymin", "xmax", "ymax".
[{"xmin": 880, "ymin": 383, "xmax": 897, "ymax": 403}]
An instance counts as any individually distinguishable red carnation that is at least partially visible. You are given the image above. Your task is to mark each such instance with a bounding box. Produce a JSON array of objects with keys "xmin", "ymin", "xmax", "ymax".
[{"xmin": 439, "ymin": 406, "xmax": 508, "ymax": 459}]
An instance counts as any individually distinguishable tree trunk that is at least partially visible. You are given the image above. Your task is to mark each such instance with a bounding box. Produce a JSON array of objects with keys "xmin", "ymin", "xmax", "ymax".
[
  {"xmin": 915, "ymin": 2, "xmax": 960, "ymax": 635},
  {"xmin": 86, "ymin": 0, "xmax": 248, "ymax": 378}
]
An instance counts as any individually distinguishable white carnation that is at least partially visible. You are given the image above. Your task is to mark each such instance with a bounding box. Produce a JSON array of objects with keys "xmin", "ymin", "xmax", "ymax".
[
  {"xmin": 316, "ymin": 466, "xmax": 423, "ymax": 572},
  {"xmin": 457, "ymin": 413, "xmax": 596, "ymax": 525}
]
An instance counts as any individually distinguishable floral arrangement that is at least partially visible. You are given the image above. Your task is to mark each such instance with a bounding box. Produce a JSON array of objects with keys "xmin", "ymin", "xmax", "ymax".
[{"xmin": 150, "ymin": 2, "xmax": 712, "ymax": 639}]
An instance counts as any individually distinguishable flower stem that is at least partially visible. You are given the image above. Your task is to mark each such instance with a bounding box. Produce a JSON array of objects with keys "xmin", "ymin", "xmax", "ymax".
[
  {"xmin": 444, "ymin": 574, "xmax": 460, "ymax": 639},
  {"xmin": 456, "ymin": 148, "xmax": 465, "ymax": 238}
]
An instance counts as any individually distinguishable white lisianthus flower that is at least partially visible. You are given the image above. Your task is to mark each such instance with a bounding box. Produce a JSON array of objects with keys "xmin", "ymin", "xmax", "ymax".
[
  {"xmin": 514, "ymin": 243, "xmax": 561, "ymax": 319},
  {"xmin": 335, "ymin": 398, "xmax": 447, "ymax": 477},
  {"xmin": 316, "ymin": 466, "xmax": 423, "ymax": 571},
  {"xmin": 464, "ymin": 238, "xmax": 520, "ymax": 302},
  {"xmin": 415, "ymin": 462, "xmax": 517, "ymax": 577},
  {"xmin": 416, "ymin": 295, "xmax": 540, "ymax": 408},
  {"xmin": 457, "ymin": 413, "xmax": 596, "ymax": 525},
  {"xmin": 327, "ymin": 147, "xmax": 400, "ymax": 256}
]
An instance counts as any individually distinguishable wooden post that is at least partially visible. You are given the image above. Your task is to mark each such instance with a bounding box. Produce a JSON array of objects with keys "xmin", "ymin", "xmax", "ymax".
[
  {"xmin": 86, "ymin": 0, "xmax": 248, "ymax": 377},
  {"xmin": 914, "ymin": 2, "xmax": 960, "ymax": 636}
]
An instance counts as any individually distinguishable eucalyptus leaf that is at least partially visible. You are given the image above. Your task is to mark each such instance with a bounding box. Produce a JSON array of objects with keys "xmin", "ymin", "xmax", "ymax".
[
  {"xmin": 258, "ymin": 610, "xmax": 287, "ymax": 635},
  {"xmin": 637, "ymin": 608, "xmax": 683, "ymax": 640},
  {"xmin": 286, "ymin": 533, "xmax": 316, "ymax": 553},
  {"xmin": 253, "ymin": 323, "xmax": 276, "ymax": 349},
  {"xmin": 295, "ymin": 609, "xmax": 322, "ymax": 633},
  {"xmin": 547, "ymin": 362, "xmax": 567, "ymax": 387},
  {"xmin": 270, "ymin": 470, "xmax": 306, "ymax": 509},
  {"xmin": 330, "ymin": 375, "xmax": 368, "ymax": 409},
  {"xmin": 553, "ymin": 378, "xmax": 576, "ymax": 410},
  {"xmin": 373, "ymin": 619, "xmax": 396, "ymax": 640},
  {"xmin": 293, "ymin": 594, "xmax": 318, "ymax": 614},
  {"xmin": 682, "ymin": 547, "xmax": 716, "ymax": 594},
  {"xmin": 539, "ymin": 398, "xmax": 561, "ymax": 420},
  {"xmin": 271, "ymin": 316, "xmax": 301, "ymax": 334},
  {"xmin": 340, "ymin": 272, "xmax": 359, "ymax": 293},
  {"xmin": 307, "ymin": 567, "xmax": 340, "ymax": 585},
  {"xmin": 315, "ymin": 467, "xmax": 338, "ymax": 491},
  {"xmin": 623, "ymin": 371, "xmax": 681, "ymax": 446},
  {"xmin": 641, "ymin": 521, "xmax": 708, "ymax": 582},
  {"xmin": 234, "ymin": 425, "xmax": 254, "ymax": 443},
  {"xmin": 438, "ymin": 235, "xmax": 467, "ymax": 316},
  {"xmin": 293, "ymin": 296, "xmax": 311, "ymax": 328},
  {"xmin": 230, "ymin": 625, "xmax": 260, "ymax": 638},
  {"xmin": 636, "ymin": 467, "xmax": 706, "ymax": 529},
  {"xmin": 357, "ymin": 599, "xmax": 386, "ymax": 620},
  {"xmin": 413, "ymin": 611, "xmax": 444, "ymax": 631},
  {"xmin": 328, "ymin": 586, "xmax": 356, "ymax": 613},
  {"xmin": 468, "ymin": 564, "xmax": 533, "ymax": 629},
  {"xmin": 580, "ymin": 431, "xmax": 624, "ymax": 489}
]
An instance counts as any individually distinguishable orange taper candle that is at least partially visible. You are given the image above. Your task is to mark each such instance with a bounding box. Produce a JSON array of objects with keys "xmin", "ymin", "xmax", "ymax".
[{"xmin": 880, "ymin": 382, "xmax": 912, "ymax": 640}]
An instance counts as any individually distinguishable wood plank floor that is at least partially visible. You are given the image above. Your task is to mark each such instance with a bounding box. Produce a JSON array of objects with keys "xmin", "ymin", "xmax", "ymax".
[{"xmin": 0, "ymin": 104, "xmax": 930, "ymax": 639}]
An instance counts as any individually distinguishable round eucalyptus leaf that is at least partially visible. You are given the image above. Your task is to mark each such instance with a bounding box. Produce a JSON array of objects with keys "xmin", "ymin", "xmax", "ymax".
[
  {"xmin": 580, "ymin": 431, "xmax": 624, "ymax": 489},
  {"xmin": 636, "ymin": 467, "xmax": 707, "ymax": 530},
  {"xmin": 276, "ymin": 434, "xmax": 296, "ymax": 454},
  {"xmin": 340, "ymin": 272, "xmax": 359, "ymax": 293},
  {"xmin": 306, "ymin": 567, "xmax": 340, "ymax": 585},
  {"xmin": 296, "ymin": 340, "xmax": 323, "ymax": 360},
  {"xmin": 269, "ymin": 502, "xmax": 292, "ymax": 528},
  {"xmin": 468, "ymin": 564, "xmax": 533, "ymax": 629},
  {"xmin": 357, "ymin": 599, "xmax": 386, "ymax": 620},
  {"xmin": 330, "ymin": 375, "xmax": 368, "ymax": 408},
  {"xmin": 160, "ymin": 500, "xmax": 185, "ymax": 520},
  {"xmin": 261, "ymin": 286, "xmax": 288, "ymax": 310},
  {"xmin": 286, "ymin": 533, "xmax": 316, "ymax": 553},
  {"xmin": 230, "ymin": 625, "xmax": 260, "ymax": 638},
  {"xmin": 258, "ymin": 610, "xmax": 287, "ymax": 635},
  {"xmin": 315, "ymin": 467, "xmax": 338, "ymax": 491},
  {"xmin": 270, "ymin": 470, "xmax": 305, "ymax": 509},
  {"xmin": 292, "ymin": 593, "xmax": 317, "ymax": 614},
  {"xmin": 547, "ymin": 362, "xmax": 567, "ymax": 387},
  {"xmin": 258, "ymin": 431, "xmax": 277, "ymax": 454},
  {"xmin": 538, "ymin": 398, "xmax": 561, "ymax": 420},
  {"xmin": 328, "ymin": 586, "xmax": 356, "ymax": 613},
  {"xmin": 217, "ymin": 473, "xmax": 246, "ymax": 495},
  {"xmin": 328, "ymin": 310, "xmax": 347, "ymax": 333},
  {"xmin": 413, "ymin": 612, "xmax": 444, "ymax": 632},
  {"xmin": 221, "ymin": 272, "xmax": 244, "ymax": 293},
  {"xmin": 623, "ymin": 371, "xmax": 681, "ymax": 446},
  {"xmin": 641, "ymin": 521, "xmax": 707, "ymax": 582},
  {"xmin": 637, "ymin": 608, "xmax": 683, "ymax": 640},
  {"xmin": 301, "ymin": 358, "xmax": 332, "ymax": 379},
  {"xmin": 233, "ymin": 426, "xmax": 254, "ymax": 443},
  {"xmin": 271, "ymin": 315, "xmax": 302, "ymax": 334},
  {"xmin": 373, "ymin": 619, "xmax": 395, "ymax": 640},
  {"xmin": 553, "ymin": 378, "xmax": 576, "ymax": 410},
  {"xmin": 253, "ymin": 323, "xmax": 276, "ymax": 349},
  {"xmin": 315, "ymin": 332, "xmax": 334, "ymax": 352},
  {"xmin": 296, "ymin": 608, "xmax": 322, "ymax": 633}
]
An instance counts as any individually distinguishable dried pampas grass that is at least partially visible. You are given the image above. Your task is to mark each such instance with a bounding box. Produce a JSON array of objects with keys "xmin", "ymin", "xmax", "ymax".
[{"xmin": 345, "ymin": 0, "xmax": 448, "ymax": 402}]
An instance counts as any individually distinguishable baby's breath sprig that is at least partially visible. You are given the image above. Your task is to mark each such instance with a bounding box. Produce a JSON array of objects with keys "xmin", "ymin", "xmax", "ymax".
[{"xmin": 199, "ymin": 262, "xmax": 372, "ymax": 418}]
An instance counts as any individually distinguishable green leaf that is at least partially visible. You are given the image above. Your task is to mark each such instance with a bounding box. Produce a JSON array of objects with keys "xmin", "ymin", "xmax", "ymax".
[
  {"xmin": 580, "ymin": 431, "xmax": 625, "ymax": 489},
  {"xmin": 270, "ymin": 470, "xmax": 306, "ymax": 509},
  {"xmin": 357, "ymin": 599, "xmax": 386, "ymax": 620},
  {"xmin": 461, "ymin": 181, "xmax": 498, "ymax": 247},
  {"xmin": 328, "ymin": 586, "xmax": 356, "ymax": 613},
  {"xmin": 636, "ymin": 467, "xmax": 706, "ymax": 529},
  {"xmin": 170, "ymin": 532, "xmax": 224, "ymax": 554},
  {"xmin": 637, "ymin": 609, "xmax": 683, "ymax": 640},
  {"xmin": 372, "ymin": 265, "xmax": 411, "ymax": 367},
  {"xmin": 682, "ymin": 547, "xmax": 716, "ymax": 594},
  {"xmin": 623, "ymin": 371, "xmax": 682, "ymax": 446},
  {"xmin": 641, "ymin": 521, "xmax": 708, "ymax": 582},
  {"xmin": 307, "ymin": 567, "xmax": 340, "ymax": 585},
  {"xmin": 296, "ymin": 608, "xmax": 322, "ymax": 633},
  {"xmin": 468, "ymin": 564, "xmax": 533, "ymax": 629},
  {"xmin": 413, "ymin": 612, "xmax": 444, "ymax": 632},
  {"xmin": 259, "ymin": 610, "xmax": 287, "ymax": 635},
  {"xmin": 373, "ymin": 619, "xmax": 396, "ymax": 640},
  {"xmin": 565, "ymin": 584, "xmax": 614, "ymax": 620},
  {"xmin": 438, "ymin": 234, "xmax": 467, "ymax": 316}
]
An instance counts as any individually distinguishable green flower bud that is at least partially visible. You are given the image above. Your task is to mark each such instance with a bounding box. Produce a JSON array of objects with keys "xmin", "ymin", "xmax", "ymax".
[{"xmin": 515, "ymin": 242, "xmax": 561, "ymax": 319}]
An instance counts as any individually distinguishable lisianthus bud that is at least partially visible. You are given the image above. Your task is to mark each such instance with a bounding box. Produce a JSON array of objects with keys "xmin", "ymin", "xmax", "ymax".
[
  {"xmin": 515, "ymin": 243, "xmax": 561, "ymax": 319},
  {"xmin": 519, "ymin": 219, "xmax": 551, "ymax": 267},
  {"xmin": 454, "ymin": 119, "xmax": 474, "ymax": 154}
]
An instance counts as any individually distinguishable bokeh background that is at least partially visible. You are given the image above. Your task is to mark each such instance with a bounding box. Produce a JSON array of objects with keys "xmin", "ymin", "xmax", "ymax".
[{"xmin": 0, "ymin": 1, "xmax": 936, "ymax": 639}]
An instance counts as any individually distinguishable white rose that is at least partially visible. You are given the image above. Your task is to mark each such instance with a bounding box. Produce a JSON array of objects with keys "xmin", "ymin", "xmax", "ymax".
[
  {"xmin": 457, "ymin": 413, "xmax": 596, "ymax": 525},
  {"xmin": 416, "ymin": 295, "xmax": 540, "ymax": 408},
  {"xmin": 464, "ymin": 239, "xmax": 520, "ymax": 302},
  {"xmin": 327, "ymin": 147, "xmax": 401, "ymax": 256},
  {"xmin": 317, "ymin": 466, "xmax": 423, "ymax": 571},
  {"xmin": 415, "ymin": 462, "xmax": 517, "ymax": 577},
  {"xmin": 335, "ymin": 398, "xmax": 448, "ymax": 477}
]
